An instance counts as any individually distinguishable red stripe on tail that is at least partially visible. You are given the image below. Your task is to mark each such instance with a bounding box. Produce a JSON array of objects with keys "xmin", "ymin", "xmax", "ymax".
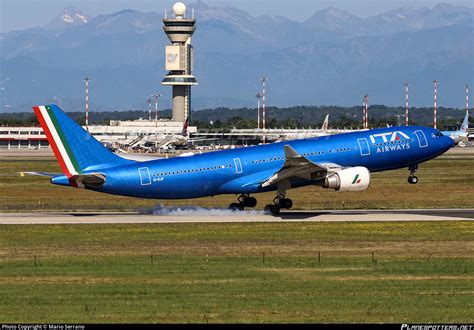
[{"xmin": 33, "ymin": 106, "xmax": 72, "ymax": 178}]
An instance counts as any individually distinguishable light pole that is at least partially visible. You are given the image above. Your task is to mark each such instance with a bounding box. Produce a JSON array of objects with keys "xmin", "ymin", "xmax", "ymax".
[
  {"xmin": 466, "ymin": 84, "xmax": 469, "ymax": 117},
  {"xmin": 261, "ymin": 77, "xmax": 267, "ymax": 143},
  {"xmin": 151, "ymin": 93, "xmax": 162, "ymax": 149},
  {"xmin": 366, "ymin": 94, "xmax": 369, "ymax": 129},
  {"xmin": 147, "ymin": 98, "xmax": 152, "ymax": 121},
  {"xmin": 151, "ymin": 94, "xmax": 162, "ymax": 128},
  {"xmin": 433, "ymin": 80, "xmax": 438, "ymax": 129},
  {"xmin": 404, "ymin": 82, "xmax": 409, "ymax": 126},
  {"xmin": 84, "ymin": 77, "xmax": 90, "ymax": 131},
  {"xmin": 256, "ymin": 93, "xmax": 262, "ymax": 129},
  {"xmin": 363, "ymin": 94, "xmax": 369, "ymax": 129}
]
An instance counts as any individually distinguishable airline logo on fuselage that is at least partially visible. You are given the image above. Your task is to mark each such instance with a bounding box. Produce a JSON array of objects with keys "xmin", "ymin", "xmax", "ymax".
[
  {"xmin": 369, "ymin": 131, "xmax": 411, "ymax": 154},
  {"xmin": 352, "ymin": 174, "xmax": 361, "ymax": 184},
  {"xmin": 369, "ymin": 131, "xmax": 410, "ymax": 144}
]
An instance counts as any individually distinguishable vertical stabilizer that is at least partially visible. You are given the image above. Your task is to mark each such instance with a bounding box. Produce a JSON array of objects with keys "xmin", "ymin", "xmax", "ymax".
[
  {"xmin": 33, "ymin": 104, "xmax": 132, "ymax": 177},
  {"xmin": 322, "ymin": 114, "xmax": 329, "ymax": 132}
]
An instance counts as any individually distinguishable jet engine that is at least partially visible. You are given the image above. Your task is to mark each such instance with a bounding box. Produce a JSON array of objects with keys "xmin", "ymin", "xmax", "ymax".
[{"xmin": 323, "ymin": 167, "xmax": 371, "ymax": 191}]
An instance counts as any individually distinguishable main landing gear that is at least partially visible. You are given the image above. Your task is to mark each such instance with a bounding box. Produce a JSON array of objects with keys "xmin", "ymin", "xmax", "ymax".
[
  {"xmin": 264, "ymin": 179, "xmax": 293, "ymax": 216},
  {"xmin": 264, "ymin": 194, "xmax": 293, "ymax": 216},
  {"xmin": 229, "ymin": 194, "xmax": 257, "ymax": 211},
  {"xmin": 229, "ymin": 180, "xmax": 293, "ymax": 216},
  {"xmin": 228, "ymin": 194, "xmax": 293, "ymax": 216},
  {"xmin": 408, "ymin": 165, "xmax": 419, "ymax": 184}
]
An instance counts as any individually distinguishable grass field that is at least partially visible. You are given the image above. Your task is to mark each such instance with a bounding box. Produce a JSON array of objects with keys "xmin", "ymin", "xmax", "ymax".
[
  {"xmin": 0, "ymin": 221, "xmax": 473, "ymax": 323},
  {"xmin": 0, "ymin": 155, "xmax": 473, "ymax": 211},
  {"xmin": 0, "ymin": 154, "xmax": 473, "ymax": 323}
]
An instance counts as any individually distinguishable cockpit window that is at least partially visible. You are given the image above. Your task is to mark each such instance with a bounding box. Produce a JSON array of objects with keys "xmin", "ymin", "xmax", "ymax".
[{"xmin": 435, "ymin": 132, "xmax": 444, "ymax": 137}]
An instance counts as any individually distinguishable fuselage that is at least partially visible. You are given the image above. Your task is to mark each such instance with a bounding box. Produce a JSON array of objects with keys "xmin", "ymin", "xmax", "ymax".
[
  {"xmin": 441, "ymin": 130, "xmax": 469, "ymax": 144},
  {"xmin": 440, "ymin": 112, "xmax": 469, "ymax": 144},
  {"xmin": 71, "ymin": 125, "xmax": 453, "ymax": 199}
]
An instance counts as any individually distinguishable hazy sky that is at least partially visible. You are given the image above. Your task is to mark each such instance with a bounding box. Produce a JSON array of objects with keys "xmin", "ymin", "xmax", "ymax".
[{"xmin": 1, "ymin": 0, "xmax": 473, "ymax": 33}]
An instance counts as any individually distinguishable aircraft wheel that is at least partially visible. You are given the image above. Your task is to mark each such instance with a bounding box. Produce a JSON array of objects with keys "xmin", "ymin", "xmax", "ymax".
[
  {"xmin": 229, "ymin": 203, "xmax": 244, "ymax": 211},
  {"xmin": 279, "ymin": 198, "xmax": 293, "ymax": 209},
  {"xmin": 264, "ymin": 204, "xmax": 281, "ymax": 216},
  {"xmin": 243, "ymin": 196, "xmax": 257, "ymax": 208},
  {"xmin": 408, "ymin": 176, "xmax": 419, "ymax": 184}
]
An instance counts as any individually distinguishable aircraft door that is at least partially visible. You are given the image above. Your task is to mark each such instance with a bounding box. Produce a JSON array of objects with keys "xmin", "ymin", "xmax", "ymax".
[
  {"xmin": 357, "ymin": 138, "xmax": 370, "ymax": 156},
  {"xmin": 414, "ymin": 130, "xmax": 428, "ymax": 148},
  {"xmin": 138, "ymin": 167, "xmax": 151, "ymax": 185},
  {"xmin": 233, "ymin": 158, "xmax": 243, "ymax": 174}
]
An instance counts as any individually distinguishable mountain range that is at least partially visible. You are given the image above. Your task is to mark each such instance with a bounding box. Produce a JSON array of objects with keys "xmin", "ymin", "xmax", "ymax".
[{"xmin": 1, "ymin": 1, "xmax": 473, "ymax": 112}]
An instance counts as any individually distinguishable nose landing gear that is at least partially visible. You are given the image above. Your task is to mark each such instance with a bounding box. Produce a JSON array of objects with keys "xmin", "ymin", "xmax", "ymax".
[{"xmin": 408, "ymin": 165, "xmax": 419, "ymax": 184}]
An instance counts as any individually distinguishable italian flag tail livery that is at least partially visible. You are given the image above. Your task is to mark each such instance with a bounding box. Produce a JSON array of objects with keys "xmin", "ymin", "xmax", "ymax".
[{"xmin": 33, "ymin": 104, "xmax": 130, "ymax": 179}]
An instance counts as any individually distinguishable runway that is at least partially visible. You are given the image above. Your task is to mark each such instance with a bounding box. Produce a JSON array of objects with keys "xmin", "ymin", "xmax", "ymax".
[{"xmin": 0, "ymin": 208, "xmax": 473, "ymax": 224}]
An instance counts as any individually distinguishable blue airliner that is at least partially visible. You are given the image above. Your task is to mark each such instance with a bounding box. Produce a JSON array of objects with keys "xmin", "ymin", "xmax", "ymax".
[{"xmin": 28, "ymin": 104, "xmax": 454, "ymax": 215}]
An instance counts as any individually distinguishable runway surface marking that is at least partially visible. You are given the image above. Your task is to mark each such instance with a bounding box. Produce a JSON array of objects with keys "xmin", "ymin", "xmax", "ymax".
[{"xmin": 0, "ymin": 209, "xmax": 473, "ymax": 224}]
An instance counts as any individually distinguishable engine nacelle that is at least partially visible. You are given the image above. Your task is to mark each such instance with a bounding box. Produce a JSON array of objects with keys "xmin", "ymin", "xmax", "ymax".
[{"xmin": 323, "ymin": 166, "xmax": 371, "ymax": 192}]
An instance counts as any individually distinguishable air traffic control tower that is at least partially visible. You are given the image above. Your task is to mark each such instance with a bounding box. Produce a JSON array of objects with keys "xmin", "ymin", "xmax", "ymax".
[{"xmin": 162, "ymin": 2, "xmax": 197, "ymax": 123}]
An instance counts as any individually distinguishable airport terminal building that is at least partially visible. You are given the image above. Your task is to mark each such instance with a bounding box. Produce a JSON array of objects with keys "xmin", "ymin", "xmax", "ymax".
[{"xmin": 0, "ymin": 119, "xmax": 197, "ymax": 150}]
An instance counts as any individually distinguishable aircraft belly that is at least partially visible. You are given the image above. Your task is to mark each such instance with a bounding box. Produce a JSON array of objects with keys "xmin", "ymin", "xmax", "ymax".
[
  {"xmin": 218, "ymin": 169, "xmax": 276, "ymax": 194},
  {"xmin": 159, "ymin": 176, "xmax": 222, "ymax": 199},
  {"xmin": 92, "ymin": 167, "xmax": 219, "ymax": 199}
]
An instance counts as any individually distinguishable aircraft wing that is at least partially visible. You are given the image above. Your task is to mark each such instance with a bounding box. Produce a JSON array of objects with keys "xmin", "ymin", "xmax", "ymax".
[
  {"xmin": 187, "ymin": 137, "xmax": 221, "ymax": 143},
  {"xmin": 261, "ymin": 145, "xmax": 342, "ymax": 187}
]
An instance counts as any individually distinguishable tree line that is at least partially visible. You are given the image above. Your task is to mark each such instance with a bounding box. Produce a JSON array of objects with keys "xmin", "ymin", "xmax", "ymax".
[{"xmin": 1, "ymin": 105, "xmax": 471, "ymax": 130}]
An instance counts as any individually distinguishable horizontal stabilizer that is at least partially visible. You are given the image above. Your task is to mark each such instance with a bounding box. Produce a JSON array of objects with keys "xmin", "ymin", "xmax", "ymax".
[
  {"xmin": 19, "ymin": 172, "xmax": 59, "ymax": 177},
  {"xmin": 50, "ymin": 172, "xmax": 106, "ymax": 188}
]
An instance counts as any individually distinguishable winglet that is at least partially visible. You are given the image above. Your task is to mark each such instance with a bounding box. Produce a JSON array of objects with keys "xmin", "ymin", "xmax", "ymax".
[{"xmin": 284, "ymin": 145, "xmax": 300, "ymax": 158}]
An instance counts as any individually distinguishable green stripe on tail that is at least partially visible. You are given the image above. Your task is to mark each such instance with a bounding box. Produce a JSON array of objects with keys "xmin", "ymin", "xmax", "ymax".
[{"xmin": 45, "ymin": 105, "xmax": 82, "ymax": 174}]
